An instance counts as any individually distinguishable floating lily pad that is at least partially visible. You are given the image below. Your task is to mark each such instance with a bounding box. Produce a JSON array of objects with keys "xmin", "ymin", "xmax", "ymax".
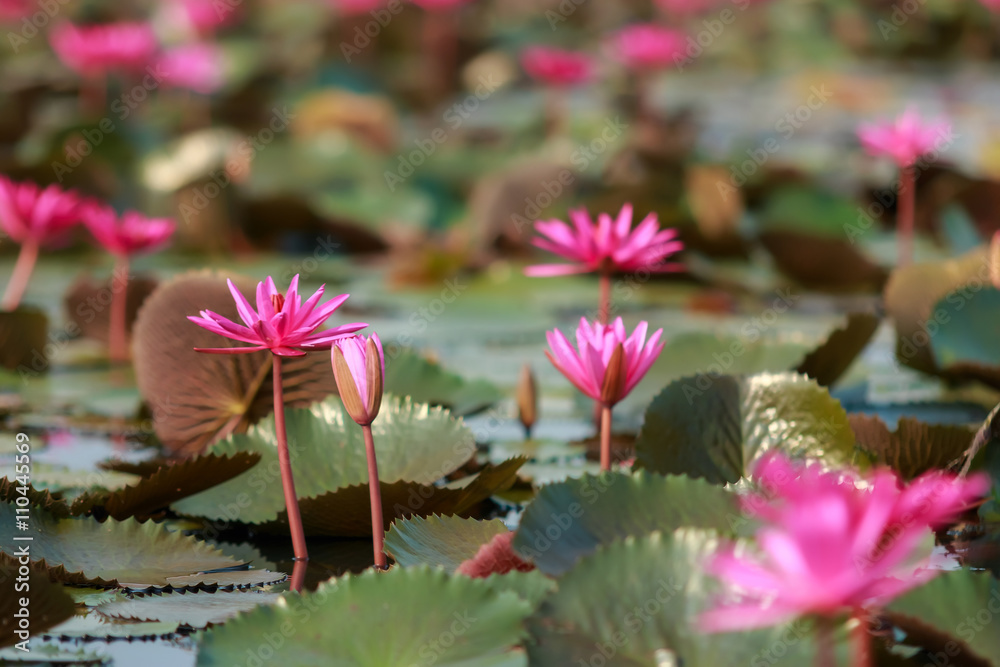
[
  {"xmin": 0, "ymin": 554, "xmax": 76, "ymax": 649},
  {"xmin": 849, "ymin": 414, "xmax": 974, "ymax": 480},
  {"xmin": 928, "ymin": 286, "xmax": 1000, "ymax": 389},
  {"xmin": 384, "ymin": 349, "xmax": 504, "ymax": 416},
  {"xmin": 511, "ymin": 472, "xmax": 738, "ymax": 576},
  {"xmin": 41, "ymin": 614, "xmax": 181, "ymax": 640},
  {"xmin": 634, "ymin": 372, "xmax": 858, "ymax": 484},
  {"xmin": 71, "ymin": 452, "xmax": 262, "ymax": 520},
  {"xmin": 0, "ymin": 478, "xmax": 71, "ymax": 518},
  {"xmin": 63, "ymin": 273, "xmax": 159, "ymax": 346},
  {"xmin": 0, "ymin": 502, "xmax": 282, "ymax": 590},
  {"xmin": 525, "ymin": 530, "xmax": 837, "ymax": 666},
  {"xmin": 386, "ymin": 515, "xmax": 509, "ymax": 571},
  {"xmin": 795, "ymin": 312, "xmax": 881, "ymax": 387},
  {"xmin": 132, "ymin": 271, "xmax": 341, "ymax": 456},
  {"xmin": 173, "ymin": 395, "xmax": 475, "ymax": 525},
  {"xmin": 27, "ymin": 464, "xmax": 142, "ymax": 495},
  {"xmin": 96, "ymin": 589, "xmax": 282, "ymax": 628},
  {"xmin": 196, "ymin": 567, "xmax": 532, "ymax": 667},
  {"xmin": 885, "ymin": 570, "xmax": 1000, "ymax": 665},
  {"xmin": 0, "ymin": 645, "xmax": 106, "ymax": 664},
  {"xmin": 252, "ymin": 458, "xmax": 526, "ymax": 538}
]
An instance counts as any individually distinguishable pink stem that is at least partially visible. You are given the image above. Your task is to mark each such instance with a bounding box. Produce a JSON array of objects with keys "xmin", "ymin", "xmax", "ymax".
[
  {"xmin": 851, "ymin": 613, "xmax": 871, "ymax": 667},
  {"xmin": 815, "ymin": 616, "xmax": 836, "ymax": 667},
  {"xmin": 272, "ymin": 355, "xmax": 309, "ymax": 567},
  {"xmin": 290, "ymin": 558, "xmax": 307, "ymax": 593},
  {"xmin": 362, "ymin": 423, "xmax": 387, "ymax": 569},
  {"xmin": 109, "ymin": 256, "xmax": 129, "ymax": 363},
  {"xmin": 600, "ymin": 404, "xmax": 612, "ymax": 472},
  {"xmin": 2, "ymin": 239, "xmax": 39, "ymax": 311},
  {"xmin": 599, "ymin": 271, "xmax": 611, "ymax": 324},
  {"xmin": 897, "ymin": 165, "xmax": 915, "ymax": 267}
]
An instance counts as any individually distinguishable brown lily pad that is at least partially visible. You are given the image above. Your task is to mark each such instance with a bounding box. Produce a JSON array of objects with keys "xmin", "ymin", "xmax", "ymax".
[
  {"xmin": 849, "ymin": 414, "xmax": 974, "ymax": 480},
  {"xmin": 0, "ymin": 306, "xmax": 49, "ymax": 375},
  {"xmin": 759, "ymin": 230, "xmax": 888, "ymax": 291},
  {"xmin": 63, "ymin": 273, "xmax": 159, "ymax": 345},
  {"xmin": 132, "ymin": 271, "xmax": 340, "ymax": 456},
  {"xmin": 0, "ymin": 553, "xmax": 76, "ymax": 649},
  {"xmin": 795, "ymin": 311, "xmax": 881, "ymax": 387}
]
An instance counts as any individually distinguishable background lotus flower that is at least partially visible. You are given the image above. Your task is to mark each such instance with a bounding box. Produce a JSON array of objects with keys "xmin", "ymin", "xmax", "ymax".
[
  {"xmin": 0, "ymin": 177, "xmax": 83, "ymax": 310},
  {"xmin": 700, "ymin": 453, "xmax": 987, "ymax": 664},
  {"xmin": 160, "ymin": 0, "xmax": 237, "ymax": 35},
  {"xmin": 526, "ymin": 203, "xmax": 683, "ymax": 322},
  {"xmin": 609, "ymin": 24, "xmax": 688, "ymax": 70},
  {"xmin": 547, "ymin": 317, "xmax": 663, "ymax": 469},
  {"xmin": 188, "ymin": 276, "xmax": 367, "ymax": 356},
  {"xmin": 332, "ymin": 333, "xmax": 387, "ymax": 568},
  {"xmin": 155, "ymin": 43, "xmax": 225, "ymax": 94},
  {"xmin": 521, "ymin": 46, "xmax": 595, "ymax": 87},
  {"xmin": 50, "ymin": 22, "xmax": 158, "ymax": 75}
]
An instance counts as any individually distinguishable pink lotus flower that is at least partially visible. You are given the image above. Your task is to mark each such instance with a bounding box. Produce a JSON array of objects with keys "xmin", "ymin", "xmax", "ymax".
[
  {"xmin": 188, "ymin": 275, "xmax": 367, "ymax": 356},
  {"xmin": 857, "ymin": 108, "xmax": 951, "ymax": 168},
  {"xmin": 521, "ymin": 46, "xmax": 595, "ymax": 87},
  {"xmin": 410, "ymin": 0, "xmax": 471, "ymax": 10},
  {"xmin": 50, "ymin": 22, "xmax": 158, "ymax": 76},
  {"xmin": 331, "ymin": 333, "xmax": 385, "ymax": 426},
  {"xmin": 700, "ymin": 453, "xmax": 988, "ymax": 633},
  {"xmin": 0, "ymin": 0, "xmax": 33, "ymax": 22},
  {"xmin": 0, "ymin": 177, "xmax": 83, "ymax": 246},
  {"xmin": 83, "ymin": 205, "xmax": 176, "ymax": 257},
  {"xmin": 546, "ymin": 317, "xmax": 663, "ymax": 407},
  {"xmin": 155, "ymin": 43, "xmax": 224, "ymax": 94},
  {"xmin": 608, "ymin": 24, "xmax": 688, "ymax": 70},
  {"xmin": 526, "ymin": 204, "xmax": 683, "ymax": 277},
  {"xmin": 162, "ymin": 0, "xmax": 236, "ymax": 34}
]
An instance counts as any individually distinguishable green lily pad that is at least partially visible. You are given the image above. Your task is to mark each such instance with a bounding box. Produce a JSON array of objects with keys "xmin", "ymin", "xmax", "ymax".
[
  {"xmin": 634, "ymin": 372, "xmax": 858, "ymax": 484},
  {"xmin": 0, "ymin": 554, "xmax": 76, "ymax": 650},
  {"xmin": 525, "ymin": 530, "xmax": 839, "ymax": 666},
  {"xmin": 173, "ymin": 395, "xmax": 476, "ymax": 524},
  {"xmin": 0, "ymin": 502, "xmax": 282, "ymax": 590},
  {"xmin": 42, "ymin": 614, "xmax": 181, "ymax": 640},
  {"xmin": 0, "ymin": 478, "xmax": 71, "ymax": 518},
  {"xmin": 885, "ymin": 570, "xmax": 1000, "ymax": 665},
  {"xmin": 0, "ymin": 645, "xmax": 106, "ymax": 664},
  {"xmin": 385, "ymin": 350, "xmax": 504, "ymax": 416},
  {"xmin": 197, "ymin": 567, "xmax": 532, "ymax": 667},
  {"xmin": 849, "ymin": 414, "xmax": 974, "ymax": 480},
  {"xmin": 928, "ymin": 286, "xmax": 1000, "ymax": 389},
  {"xmin": 511, "ymin": 472, "xmax": 738, "ymax": 576},
  {"xmin": 386, "ymin": 515, "xmax": 510, "ymax": 571},
  {"xmin": 96, "ymin": 589, "xmax": 283, "ymax": 628},
  {"xmin": 481, "ymin": 571, "xmax": 555, "ymax": 608},
  {"xmin": 27, "ymin": 464, "xmax": 141, "ymax": 495}
]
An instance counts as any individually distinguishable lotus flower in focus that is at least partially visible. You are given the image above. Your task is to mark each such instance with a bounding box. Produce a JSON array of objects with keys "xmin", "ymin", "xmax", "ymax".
[
  {"xmin": 188, "ymin": 275, "xmax": 367, "ymax": 356},
  {"xmin": 521, "ymin": 46, "xmax": 595, "ymax": 87},
  {"xmin": 608, "ymin": 24, "xmax": 688, "ymax": 70},
  {"xmin": 546, "ymin": 317, "xmax": 664, "ymax": 407},
  {"xmin": 155, "ymin": 43, "xmax": 225, "ymax": 94},
  {"xmin": 0, "ymin": 177, "xmax": 83, "ymax": 246},
  {"xmin": 857, "ymin": 108, "xmax": 951, "ymax": 168},
  {"xmin": 50, "ymin": 22, "xmax": 158, "ymax": 75},
  {"xmin": 83, "ymin": 205, "xmax": 176, "ymax": 257},
  {"xmin": 331, "ymin": 333, "xmax": 384, "ymax": 426},
  {"xmin": 525, "ymin": 204, "xmax": 683, "ymax": 277},
  {"xmin": 699, "ymin": 453, "xmax": 988, "ymax": 633}
]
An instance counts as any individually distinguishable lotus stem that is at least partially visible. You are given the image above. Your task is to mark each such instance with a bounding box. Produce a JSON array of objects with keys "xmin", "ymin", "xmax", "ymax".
[
  {"xmin": 362, "ymin": 423, "xmax": 387, "ymax": 569},
  {"xmin": 290, "ymin": 558, "xmax": 308, "ymax": 593},
  {"xmin": 851, "ymin": 613, "xmax": 871, "ymax": 667},
  {"xmin": 599, "ymin": 271, "xmax": 611, "ymax": 324},
  {"xmin": 897, "ymin": 165, "xmax": 915, "ymax": 267},
  {"xmin": 108, "ymin": 257, "xmax": 129, "ymax": 363},
  {"xmin": 600, "ymin": 404, "xmax": 612, "ymax": 472},
  {"xmin": 815, "ymin": 616, "xmax": 836, "ymax": 667},
  {"xmin": 2, "ymin": 239, "xmax": 39, "ymax": 312},
  {"xmin": 272, "ymin": 355, "xmax": 309, "ymax": 569}
]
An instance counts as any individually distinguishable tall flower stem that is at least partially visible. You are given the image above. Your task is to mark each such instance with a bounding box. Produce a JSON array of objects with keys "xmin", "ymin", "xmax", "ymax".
[
  {"xmin": 290, "ymin": 558, "xmax": 308, "ymax": 593},
  {"xmin": 814, "ymin": 617, "xmax": 836, "ymax": 667},
  {"xmin": 108, "ymin": 257, "xmax": 129, "ymax": 363},
  {"xmin": 362, "ymin": 423, "xmax": 387, "ymax": 569},
  {"xmin": 897, "ymin": 165, "xmax": 915, "ymax": 267},
  {"xmin": 599, "ymin": 272, "xmax": 611, "ymax": 324},
  {"xmin": 599, "ymin": 404, "xmax": 612, "ymax": 471},
  {"xmin": 850, "ymin": 613, "xmax": 871, "ymax": 667},
  {"xmin": 2, "ymin": 240, "xmax": 39, "ymax": 311},
  {"xmin": 272, "ymin": 356, "xmax": 309, "ymax": 568}
]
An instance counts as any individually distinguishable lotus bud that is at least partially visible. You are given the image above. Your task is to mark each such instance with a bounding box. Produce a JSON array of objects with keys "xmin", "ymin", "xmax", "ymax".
[
  {"xmin": 517, "ymin": 364, "xmax": 537, "ymax": 438},
  {"xmin": 332, "ymin": 333, "xmax": 385, "ymax": 426}
]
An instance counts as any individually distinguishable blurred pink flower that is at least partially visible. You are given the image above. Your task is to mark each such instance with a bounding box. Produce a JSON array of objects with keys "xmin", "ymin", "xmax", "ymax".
[
  {"xmin": 83, "ymin": 205, "xmax": 176, "ymax": 257},
  {"xmin": 546, "ymin": 317, "xmax": 664, "ymax": 407},
  {"xmin": 331, "ymin": 333, "xmax": 384, "ymax": 426},
  {"xmin": 164, "ymin": 0, "xmax": 237, "ymax": 34},
  {"xmin": 525, "ymin": 204, "xmax": 683, "ymax": 277},
  {"xmin": 188, "ymin": 275, "xmax": 367, "ymax": 356},
  {"xmin": 332, "ymin": 0, "xmax": 385, "ymax": 14},
  {"xmin": 979, "ymin": 0, "xmax": 1000, "ymax": 11},
  {"xmin": 0, "ymin": 177, "xmax": 83, "ymax": 246},
  {"xmin": 0, "ymin": 0, "xmax": 33, "ymax": 22},
  {"xmin": 155, "ymin": 43, "xmax": 224, "ymax": 94},
  {"xmin": 50, "ymin": 22, "xmax": 158, "ymax": 76},
  {"xmin": 857, "ymin": 108, "xmax": 951, "ymax": 168},
  {"xmin": 410, "ymin": 0, "xmax": 472, "ymax": 11},
  {"xmin": 699, "ymin": 454, "xmax": 988, "ymax": 633},
  {"xmin": 609, "ymin": 24, "xmax": 688, "ymax": 70},
  {"xmin": 521, "ymin": 46, "xmax": 595, "ymax": 87}
]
